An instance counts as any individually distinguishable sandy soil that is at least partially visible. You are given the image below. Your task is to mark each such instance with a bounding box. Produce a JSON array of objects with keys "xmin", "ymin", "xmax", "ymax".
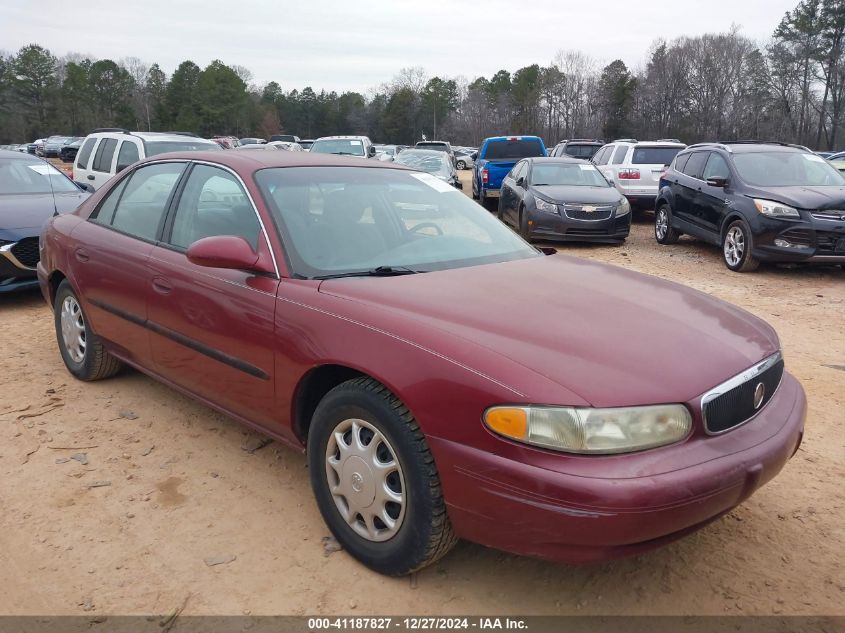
[{"xmin": 0, "ymin": 169, "xmax": 843, "ymax": 616}]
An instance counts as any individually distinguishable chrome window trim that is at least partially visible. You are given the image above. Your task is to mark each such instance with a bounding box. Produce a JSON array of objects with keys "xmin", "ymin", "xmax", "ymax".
[{"xmin": 700, "ymin": 351, "xmax": 783, "ymax": 436}]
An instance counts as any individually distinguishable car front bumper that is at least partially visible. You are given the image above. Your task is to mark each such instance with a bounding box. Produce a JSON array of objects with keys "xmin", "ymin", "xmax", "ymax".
[
  {"xmin": 0, "ymin": 238, "xmax": 39, "ymax": 292},
  {"xmin": 431, "ymin": 371, "xmax": 805, "ymax": 565},
  {"xmin": 527, "ymin": 209, "xmax": 631, "ymax": 243},
  {"xmin": 752, "ymin": 215, "xmax": 845, "ymax": 264}
]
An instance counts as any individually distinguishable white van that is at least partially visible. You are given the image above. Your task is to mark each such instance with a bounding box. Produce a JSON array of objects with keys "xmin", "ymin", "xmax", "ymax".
[{"xmin": 72, "ymin": 129, "xmax": 221, "ymax": 190}]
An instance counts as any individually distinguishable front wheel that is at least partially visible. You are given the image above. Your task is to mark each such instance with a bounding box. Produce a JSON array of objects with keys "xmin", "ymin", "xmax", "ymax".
[
  {"xmin": 654, "ymin": 204, "xmax": 680, "ymax": 244},
  {"xmin": 456, "ymin": 160, "xmax": 466, "ymax": 170},
  {"xmin": 723, "ymin": 219, "xmax": 760, "ymax": 272},
  {"xmin": 307, "ymin": 377, "xmax": 456, "ymax": 576},
  {"xmin": 54, "ymin": 280, "xmax": 123, "ymax": 381}
]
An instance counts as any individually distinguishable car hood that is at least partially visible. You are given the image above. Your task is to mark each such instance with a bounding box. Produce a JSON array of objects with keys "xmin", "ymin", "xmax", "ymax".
[
  {"xmin": 744, "ymin": 185, "xmax": 845, "ymax": 210},
  {"xmin": 0, "ymin": 191, "xmax": 89, "ymax": 230},
  {"xmin": 531, "ymin": 185, "xmax": 622, "ymax": 204},
  {"xmin": 318, "ymin": 256, "xmax": 780, "ymax": 407}
]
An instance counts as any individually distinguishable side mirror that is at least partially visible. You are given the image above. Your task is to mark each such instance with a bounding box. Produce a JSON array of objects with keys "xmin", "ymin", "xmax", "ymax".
[
  {"xmin": 516, "ymin": 176, "xmax": 526, "ymax": 187},
  {"xmin": 367, "ymin": 145, "xmax": 377, "ymax": 157},
  {"xmin": 606, "ymin": 177, "xmax": 615, "ymax": 185},
  {"xmin": 706, "ymin": 177, "xmax": 729, "ymax": 188},
  {"xmin": 186, "ymin": 235, "xmax": 274, "ymax": 274},
  {"xmin": 75, "ymin": 181, "xmax": 95, "ymax": 193},
  {"xmin": 539, "ymin": 246, "xmax": 557, "ymax": 256},
  {"xmin": 454, "ymin": 180, "xmax": 463, "ymax": 190}
]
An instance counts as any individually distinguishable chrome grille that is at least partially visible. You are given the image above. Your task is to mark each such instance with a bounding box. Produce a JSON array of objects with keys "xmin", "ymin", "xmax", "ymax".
[
  {"xmin": 701, "ymin": 352, "xmax": 784, "ymax": 435},
  {"xmin": 810, "ymin": 210, "xmax": 845, "ymax": 221},
  {"xmin": 562, "ymin": 204, "xmax": 614, "ymax": 221}
]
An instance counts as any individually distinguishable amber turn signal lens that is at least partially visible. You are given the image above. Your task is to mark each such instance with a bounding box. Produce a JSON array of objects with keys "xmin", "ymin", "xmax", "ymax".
[{"xmin": 484, "ymin": 407, "xmax": 528, "ymax": 440}]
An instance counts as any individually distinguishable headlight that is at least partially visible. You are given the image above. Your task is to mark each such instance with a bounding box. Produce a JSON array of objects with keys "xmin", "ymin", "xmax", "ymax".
[
  {"xmin": 534, "ymin": 197, "xmax": 558, "ymax": 214},
  {"xmin": 615, "ymin": 198, "xmax": 631, "ymax": 217},
  {"xmin": 753, "ymin": 199, "xmax": 799, "ymax": 218},
  {"xmin": 484, "ymin": 404, "xmax": 691, "ymax": 454}
]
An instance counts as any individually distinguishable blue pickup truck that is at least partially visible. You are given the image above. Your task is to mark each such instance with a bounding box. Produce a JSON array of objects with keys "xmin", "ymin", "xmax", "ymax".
[{"xmin": 472, "ymin": 136, "xmax": 547, "ymax": 208}]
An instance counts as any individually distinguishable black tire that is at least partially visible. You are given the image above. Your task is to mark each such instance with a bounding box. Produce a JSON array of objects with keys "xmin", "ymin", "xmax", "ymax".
[
  {"xmin": 496, "ymin": 197, "xmax": 505, "ymax": 221},
  {"xmin": 307, "ymin": 377, "xmax": 456, "ymax": 576},
  {"xmin": 456, "ymin": 160, "xmax": 466, "ymax": 170},
  {"xmin": 722, "ymin": 219, "xmax": 760, "ymax": 272},
  {"xmin": 518, "ymin": 207, "xmax": 532, "ymax": 241},
  {"xmin": 54, "ymin": 280, "xmax": 122, "ymax": 381},
  {"xmin": 654, "ymin": 203, "xmax": 680, "ymax": 244}
]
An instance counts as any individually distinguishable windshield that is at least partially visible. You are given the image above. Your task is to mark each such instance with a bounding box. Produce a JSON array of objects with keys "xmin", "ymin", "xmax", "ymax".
[
  {"xmin": 255, "ymin": 166, "xmax": 538, "ymax": 278},
  {"xmin": 416, "ymin": 143, "xmax": 448, "ymax": 151},
  {"xmin": 310, "ymin": 139, "xmax": 366, "ymax": 157},
  {"xmin": 395, "ymin": 151, "xmax": 451, "ymax": 178},
  {"xmin": 530, "ymin": 162, "xmax": 609, "ymax": 187},
  {"xmin": 145, "ymin": 141, "xmax": 221, "ymax": 156},
  {"xmin": 485, "ymin": 139, "xmax": 545, "ymax": 160},
  {"xmin": 631, "ymin": 146, "xmax": 683, "ymax": 165},
  {"xmin": 0, "ymin": 158, "xmax": 80, "ymax": 194},
  {"xmin": 732, "ymin": 152, "xmax": 845, "ymax": 187}
]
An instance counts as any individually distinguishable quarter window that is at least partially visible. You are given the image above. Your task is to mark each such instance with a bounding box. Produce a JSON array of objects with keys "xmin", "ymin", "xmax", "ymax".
[
  {"xmin": 76, "ymin": 138, "xmax": 97, "ymax": 169},
  {"xmin": 92, "ymin": 138, "xmax": 118, "ymax": 173},
  {"xmin": 611, "ymin": 145, "xmax": 628, "ymax": 164},
  {"xmin": 168, "ymin": 164, "xmax": 260, "ymax": 250},
  {"xmin": 107, "ymin": 162, "xmax": 186, "ymax": 241}
]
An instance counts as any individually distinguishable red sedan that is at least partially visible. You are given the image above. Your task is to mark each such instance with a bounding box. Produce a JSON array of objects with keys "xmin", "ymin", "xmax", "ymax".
[{"xmin": 38, "ymin": 150, "xmax": 806, "ymax": 575}]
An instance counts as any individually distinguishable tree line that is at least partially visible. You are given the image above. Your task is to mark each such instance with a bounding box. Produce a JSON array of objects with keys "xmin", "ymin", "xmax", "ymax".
[{"xmin": 1, "ymin": 0, "xmax": 843, "ymax": 149}]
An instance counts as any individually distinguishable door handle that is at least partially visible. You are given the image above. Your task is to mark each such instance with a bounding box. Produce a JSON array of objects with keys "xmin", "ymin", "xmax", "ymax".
[
  {"xmin": 151, "ymin": 277, "xmax": 172, "ymax": 294},
  {"xmin": 86, "ymin": 175, "xmax": 95, "ymax": 181},
  {"xmin": 74, "ymin": 248, "xmax": 90, "ymax": 262}
]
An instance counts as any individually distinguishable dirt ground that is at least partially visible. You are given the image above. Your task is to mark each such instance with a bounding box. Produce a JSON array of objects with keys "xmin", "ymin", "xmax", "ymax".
[{"xmin": 0, "ymin": 168, "xmax": 843, "ymax": 616}]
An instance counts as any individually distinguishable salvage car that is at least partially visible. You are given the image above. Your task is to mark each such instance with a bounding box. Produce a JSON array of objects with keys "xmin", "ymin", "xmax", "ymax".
[
  {"xmin": 38, "ymin": 150, "xmax": 805, "ymax": 575},
  {"xmin": 1, "ymin": 149, "xmax": 90, "ymax": 292},
  {"xmin": 394, "ymin": 148, "xmax": 462, "ymax": 189},
  {"xmin": 498, "ymin": 157, "xmax": 630, "ymax": 243},
  {"xmin": 655, "ymin": 141, "xmax": 845, "ymax": 271}
]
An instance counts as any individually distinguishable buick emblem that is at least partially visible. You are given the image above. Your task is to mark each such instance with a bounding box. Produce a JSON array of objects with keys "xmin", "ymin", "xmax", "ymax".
[
  {"xmin": 753, "ymin": 382, "xmax": 766, "ymax": 410},
  {"xmin": 351, "ymin": 472, "xmax": 364, "ymax": 492}
]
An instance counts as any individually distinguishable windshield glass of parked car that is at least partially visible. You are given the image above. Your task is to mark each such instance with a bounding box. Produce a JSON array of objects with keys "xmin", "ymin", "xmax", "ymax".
[
  {"xmin": 485, "ymin": 139, "xmax": 545, "ymax": 160},
  {"xmin": 395, "ymin": 151, "xmax": 451, "ymax": 178},
  {"xmin": 0, "ymin": 158, "xmax": 79, "ymax": 194},
  {"xmin": 145, "ymin": 141, "xmax": 221, "ymax": 156},
  {"xmin": 310, "ymin": 139, "xmax": 366, "ymax": 157},
  {"xmin": 256, "ymin": 166, "xmax": 539, "ymax": 278},
  {"xmin": 732, "ymin": 152, "xmax": 845, "ymax": 187},
  {"xmin": 530, "ymin": 163, "xmax": 610, "ymax": 187},
  {"xmin": 631, "ymin": 147, "xmax": 683, "ymax": 165}
]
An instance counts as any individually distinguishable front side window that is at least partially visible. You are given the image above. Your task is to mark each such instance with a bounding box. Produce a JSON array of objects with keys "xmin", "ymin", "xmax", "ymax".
[
  {"xmin": 168, "ymin": 164, "xmax": 260, "ymax": 250},
  {"xmin": 594, "ymin": 146, "xmax": 613, "ymax": 165},
  {"xmin": 702, "ymin": 153, "xmax": 731, "ymax": 181},
  {"xmin": 611, "ymin": 145, "xmax": 628, "ymax": 165},
  {"xmin": 116, "ymin": 141, "xmax": 140, "ymax": 171},
  {"xmin": 92, "ymin": 138, "xmax": 118, "ymax": 173},
  {"xmin": 76, "ymin": 138, "xmax": 97, "ymax": 169},
  {"xmin": 255, "ymin": 166, "xmax": 539, "ymax": 278},
  {"xmin": 106, "ymin": 162, "xmax": 186, "ymax": 241},
  {"xmin": 732, "ymin": 151, "xmax": 845, "ymax": 187}
]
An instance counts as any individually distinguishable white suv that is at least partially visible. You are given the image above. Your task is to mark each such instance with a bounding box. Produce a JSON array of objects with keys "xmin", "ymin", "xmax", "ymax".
[
  {"xmin": 309, "ymin": 135, "xmax": 377, "ymax": 159},
  {"xmin": 73, "ymin": 130, "xmax": 221, "ymax": 190},
  {"xmin": 592, "ymin": 139, "xmax": 686, "ymax": 208}
]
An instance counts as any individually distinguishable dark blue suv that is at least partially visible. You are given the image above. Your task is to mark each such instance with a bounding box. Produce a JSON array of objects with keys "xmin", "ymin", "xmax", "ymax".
[{"xmin": 654, "ymin": 141, "xmax": 845, "ymax": 272}]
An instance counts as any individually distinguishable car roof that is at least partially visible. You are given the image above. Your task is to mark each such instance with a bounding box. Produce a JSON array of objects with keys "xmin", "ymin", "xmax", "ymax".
[
  {"xmin": 85, "ymin": 130, "xmax": 218, "ymax": 145},
  {"xmin": 683, "ymin": 142, "xmax": 807, "ymax": 154},
  {"xmin": 484, "ymin": 135, "xmax": 543, "ymax": 141},
  {"xmin": 138, "ymin": 149, "xmax": 414, "ymax": 171},
  {"xmin": 525, "ymin": 156, "xmax": 591, "ymax": 164},
  {"xmin": 314, "ymin": 135, "xmax": 370, "ymax": 140}
]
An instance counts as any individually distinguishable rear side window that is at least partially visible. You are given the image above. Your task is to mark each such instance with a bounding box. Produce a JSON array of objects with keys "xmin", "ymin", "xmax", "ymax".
[
  {"xmin": 116, "ymin": 141, "xmax": 140, "ymax": 171},
  {"xmin": 108, "ymin": 162, "xmax": 186, "ymax": 241},
  {"xmin": 682, "ymin": 152, "xmax": 709, "ymax": 179},
  {"xmin": 76, "ymin": 138, "xmax": 97, "ymax": 169},
  {"xmin": 611, "ymin": 145, "xmax": 628, "ymax": 165},
  {"xmin": 484, "ymin": 139, "xmax": 544, "ymax": 160},
  {"xmin": 632, "ymin": 146, "xmax": 683, "ymax": 166},
  {"xmin": 92, "ymin": 138, "xmax": 118, "ymax": 173}
]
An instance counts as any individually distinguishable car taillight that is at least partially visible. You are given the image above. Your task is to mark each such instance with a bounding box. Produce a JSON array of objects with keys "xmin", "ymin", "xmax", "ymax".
[
  {"xmin": 618, "ymin": 169, "xmax": 640, "ymax": 180},
  {"xmin": 482, "ymin": 168, "xmax": 488, "ymax": 183}
]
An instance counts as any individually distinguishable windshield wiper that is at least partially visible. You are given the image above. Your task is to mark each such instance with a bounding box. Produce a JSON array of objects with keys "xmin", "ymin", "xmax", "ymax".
[
  {"xmin": 314, "ymin": 265, "xmax": 426, "ymax": 280},
  {"xmin": 331, "ymin": 151, "xmax": 359, "ymax": 155}
]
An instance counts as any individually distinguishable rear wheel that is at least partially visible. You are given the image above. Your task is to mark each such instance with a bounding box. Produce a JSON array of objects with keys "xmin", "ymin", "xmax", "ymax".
[
  {"xmin": 723, "ymin": 219, "xmax": 759, "ymax": 272},
  {"xmin": 456, "ymin": 160, "xmax": 466, "ymax": 170},
  {"xmin": 54, "ymin": 280, "xmax": 122, "ymax": 381},
  {"xmin": 654, "ymin": 204, "xmax": 680, "ymax": 244},
  {"xmin": 307, "ymin": 377, "xmax": 456, "ymax": 576}
]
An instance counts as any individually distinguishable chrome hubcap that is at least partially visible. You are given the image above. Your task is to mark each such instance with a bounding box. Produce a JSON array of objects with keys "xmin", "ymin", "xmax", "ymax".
[
  {"xmin": 60, "ymin": 296, "xmax": 86, "ymax": 363},
  {"xmin": 724, "ymin": 227, "xmax": 745, "ymax": 266},
  {"xmin": 326, "ymin": 418, "xmax": 405, "ymax": 542},
  {"xmin": 656, "ymin": 209, "xmax": 668, "ymax": 239}
]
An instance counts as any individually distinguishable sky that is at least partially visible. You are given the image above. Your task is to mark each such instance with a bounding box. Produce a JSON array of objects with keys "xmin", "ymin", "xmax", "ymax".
[{"xmin": 2, "ymin": 0, "xmax": 798, "ymax": 93}]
